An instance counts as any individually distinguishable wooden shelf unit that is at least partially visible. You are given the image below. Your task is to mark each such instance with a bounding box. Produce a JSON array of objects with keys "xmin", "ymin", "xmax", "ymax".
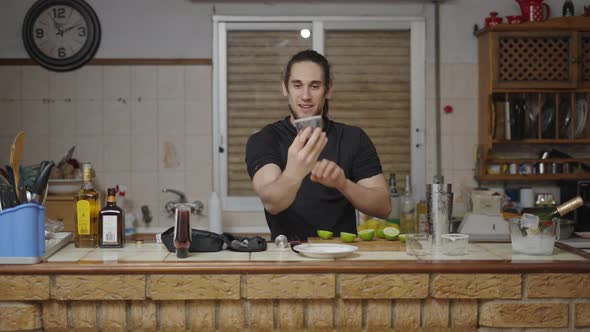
[{"xmin": 478, "ymin": 17, "xmax": 590, "ymax": 182}]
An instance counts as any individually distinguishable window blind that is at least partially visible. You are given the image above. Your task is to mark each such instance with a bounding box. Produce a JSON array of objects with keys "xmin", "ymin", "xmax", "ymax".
[
  {"xmin": 226, "ymin": 30, "xmax": 411, "ymax": 196},
  {"xmin": 227, "ymin": 31, "xmax": 312, "ymax": 195},
  {"xmin": 325, "ymin": 30, "xmax": 411, "ymax": 189}
]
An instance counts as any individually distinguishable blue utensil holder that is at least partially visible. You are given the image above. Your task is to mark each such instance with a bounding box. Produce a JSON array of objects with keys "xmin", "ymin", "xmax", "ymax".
[{"xmin": 0, "ymin": 203, "xmax": 45, "ymax": 264}]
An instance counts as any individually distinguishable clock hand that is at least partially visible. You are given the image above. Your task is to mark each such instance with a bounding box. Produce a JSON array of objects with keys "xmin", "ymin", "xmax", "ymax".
[
  {"xmin": 46, "ymin": 11, "xmax": 62, "ymax": 30},
  {"xmin": 63, "ymin": 23, "xmax": 82, "ymax": 34}
]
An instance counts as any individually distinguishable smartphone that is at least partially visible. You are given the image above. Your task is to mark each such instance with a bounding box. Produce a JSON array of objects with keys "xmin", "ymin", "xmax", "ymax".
[{"xmin": 293, "ymin": 115, "xmax": 322, "ymax": 133}]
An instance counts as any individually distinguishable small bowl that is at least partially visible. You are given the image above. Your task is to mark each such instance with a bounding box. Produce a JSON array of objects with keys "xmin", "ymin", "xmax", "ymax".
[
  {"xmin": 47, "ymin": 179, "xmax": 83, "ymax": 195},
  {"xmin": 441, "ymin": 233, "xmax": 469, "ymax": 256}
]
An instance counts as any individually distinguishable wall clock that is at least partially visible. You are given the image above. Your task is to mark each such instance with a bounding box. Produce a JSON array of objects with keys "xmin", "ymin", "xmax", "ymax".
[{"xmin": 22, "ymin": 0, "xmax": 101, "ymax": 72}]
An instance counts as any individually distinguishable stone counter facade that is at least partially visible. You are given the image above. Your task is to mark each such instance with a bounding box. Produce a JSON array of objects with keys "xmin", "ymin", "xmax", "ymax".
[{"xmin": 1, "ymin": 273, "xmax": 590, "ymax": 331}]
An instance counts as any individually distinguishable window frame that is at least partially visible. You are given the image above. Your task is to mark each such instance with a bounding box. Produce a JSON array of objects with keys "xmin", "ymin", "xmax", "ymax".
[{"xmin": 213, "ymin": 16, "xmax": 426, "ymax": 212}]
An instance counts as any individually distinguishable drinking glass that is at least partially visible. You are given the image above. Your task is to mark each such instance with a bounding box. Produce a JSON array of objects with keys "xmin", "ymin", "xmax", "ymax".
[{"xmin": 405, "ymin": 234, "xmax": 432, "ymax": 256}]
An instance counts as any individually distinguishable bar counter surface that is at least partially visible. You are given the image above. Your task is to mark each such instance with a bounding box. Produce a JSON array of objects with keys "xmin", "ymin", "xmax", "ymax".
[{"xmin": 2, "ymin": 241, "xmax": 590, "ymax": 331}]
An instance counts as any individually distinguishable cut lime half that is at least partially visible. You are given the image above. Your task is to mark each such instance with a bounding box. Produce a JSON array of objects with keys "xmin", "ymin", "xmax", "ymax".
[
  {"xmin": 340, "ymin": 232, "xmax": 356, "ymax": 243},
  {"xmin": 358, "ymin": 229, "xmax": 375, "ymax": 241},
  {"xmin": 383, "ymin": 227, "xmax": 400, "ymax": 241},
  {"xmin": 317, "ymin": 230, "xmax": 333, "ymax": 239}
]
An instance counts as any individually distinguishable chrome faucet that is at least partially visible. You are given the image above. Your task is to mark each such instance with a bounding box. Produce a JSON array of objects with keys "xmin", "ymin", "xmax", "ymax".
[{"xmin": 162, "ymin": 188, "xmax": 204, "ymax": 216}]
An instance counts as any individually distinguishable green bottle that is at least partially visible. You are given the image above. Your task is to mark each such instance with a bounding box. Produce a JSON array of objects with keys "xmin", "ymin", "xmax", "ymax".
[{"xmin": 535, "ymin": 196, "xmax": 583, "ymax": 221}]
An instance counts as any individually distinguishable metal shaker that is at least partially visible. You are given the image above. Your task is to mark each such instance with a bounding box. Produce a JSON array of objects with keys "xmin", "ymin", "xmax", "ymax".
[{"xmin": 426, "ymin": 176, "xmax": 453, "ymax": 247}]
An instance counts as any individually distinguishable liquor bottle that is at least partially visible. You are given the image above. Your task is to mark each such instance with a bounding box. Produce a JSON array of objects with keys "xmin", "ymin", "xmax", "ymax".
[
  {"xmin": 416, "ymin": 199, "xmax": 429, "ymax": 233},
  {"xmin": 99, "ymin": 188, "xmax": 125, "ymax": 248},
  {"xmin": 74, "ymin": 163, "xmax": 100, "ymax": 248},
  {"xmin": 387, "ymin": 173, "xmax": 401, "ymax": 226},
  {"xmin": 535, "ymin": 196, "xmax": 583, "ymax": 221},
  {"xmin": 400, "ymin": 175, "xmax": 416, "ymax": 234}
]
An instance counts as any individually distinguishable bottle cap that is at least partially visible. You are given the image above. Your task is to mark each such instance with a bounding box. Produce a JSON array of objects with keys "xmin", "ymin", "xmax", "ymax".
[{"xmin": 176, "ymin": 248, "xmax": 189, "ymax": 258}]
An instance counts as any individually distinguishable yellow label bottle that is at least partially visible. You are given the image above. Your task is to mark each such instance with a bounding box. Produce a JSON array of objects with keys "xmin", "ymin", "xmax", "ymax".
[{"xmin": 74, "ymin": 163, "xmax": 100, "ymax": 248}]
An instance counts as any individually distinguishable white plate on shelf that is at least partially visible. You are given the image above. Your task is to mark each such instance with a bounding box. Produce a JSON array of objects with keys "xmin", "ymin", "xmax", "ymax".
[
  {"xmin": 47, "ymin": 179, "xmax": 82, "ymax": 195},
  {"xmin": 292, "ymin": 243, "xmax": 358, "ymax": 259},
  {"xmin": 574, "ymin": 232, "xmax": 590, "ymax": 239}
]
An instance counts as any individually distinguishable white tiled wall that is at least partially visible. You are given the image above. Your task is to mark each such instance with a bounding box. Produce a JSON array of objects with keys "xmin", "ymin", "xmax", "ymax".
[
  {"xmin": 0, "ymin": 65, "xmax": 213, "ymax": 228},
  {"xmin": 425, "ymin": 63, "xmax": 480, "ymax": 217}
]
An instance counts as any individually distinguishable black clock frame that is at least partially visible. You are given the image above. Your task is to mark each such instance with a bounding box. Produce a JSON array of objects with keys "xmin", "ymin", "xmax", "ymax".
[{"xmin": 22, "ymin": 0, "xmax": 101, "ymax": 72}]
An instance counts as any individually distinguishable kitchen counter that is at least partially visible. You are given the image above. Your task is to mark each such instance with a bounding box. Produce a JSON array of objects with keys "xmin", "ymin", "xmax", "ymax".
[{"xmin": 2, "ymin": 241, "xmax": 590, "ymax": 331}]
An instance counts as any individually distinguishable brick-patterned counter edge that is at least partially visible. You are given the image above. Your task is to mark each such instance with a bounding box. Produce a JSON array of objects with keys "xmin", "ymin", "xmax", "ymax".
[{"xmin": 2, "ymin": 259, "xmax": 590, "ymax": 275}]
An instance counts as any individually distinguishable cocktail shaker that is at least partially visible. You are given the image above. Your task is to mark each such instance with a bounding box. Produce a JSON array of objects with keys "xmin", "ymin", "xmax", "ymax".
[{"xmin": 426, "ymin": 175, "xmax": 453, "ymax": 247}]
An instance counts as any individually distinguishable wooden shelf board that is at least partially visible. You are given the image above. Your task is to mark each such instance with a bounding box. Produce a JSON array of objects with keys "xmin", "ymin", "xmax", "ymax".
[
  {"xmin": 492, "ymin": 139, "xmax": 590, "ymax": 144},
  {"xmin": 486, "ymin": 158, "xmax": 590, "ymax": 163},
  {"xmin": 478, "ymin": 174, "xmax": 590, "ymax": 181}
]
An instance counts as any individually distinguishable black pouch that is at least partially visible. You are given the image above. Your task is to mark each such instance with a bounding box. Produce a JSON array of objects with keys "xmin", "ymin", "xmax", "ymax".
[
  {"xmin": 222, "ymin": 233, "xmax": 267, "ymax": 252},
  {"xmin": 160, "ymin": 227, "xmax": 226, "ymax": 253}
]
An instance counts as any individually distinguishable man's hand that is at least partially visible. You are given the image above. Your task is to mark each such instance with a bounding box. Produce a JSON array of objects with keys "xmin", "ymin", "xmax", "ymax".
[
  {"xmin": 310, "ymin": 159, "xmax": 347, "ymax": 191},
  {"xmin": 284, "ymin": 127, "xmax": 327, "ymax": 181}
]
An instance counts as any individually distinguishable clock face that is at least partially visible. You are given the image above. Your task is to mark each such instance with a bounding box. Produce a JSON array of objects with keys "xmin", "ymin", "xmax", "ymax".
[
  {"xmin": 32, "ymin": 6, "xmax": 89, "ymax": 60},
  {"xmin": 23, "ymin": 0, "xmax": 101, "ymax": 72}
]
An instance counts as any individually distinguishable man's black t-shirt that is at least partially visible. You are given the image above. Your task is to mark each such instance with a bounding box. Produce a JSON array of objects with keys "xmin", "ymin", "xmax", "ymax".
[{"xmin": 245, "ymin": 116, "xmax": 382, "ymax": 240}]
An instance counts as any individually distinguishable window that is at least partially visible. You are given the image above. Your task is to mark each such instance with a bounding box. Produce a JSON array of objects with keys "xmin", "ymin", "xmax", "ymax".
[{"xmin": 213, "ymin": 17, "xmax": 426, "ymax": 211}]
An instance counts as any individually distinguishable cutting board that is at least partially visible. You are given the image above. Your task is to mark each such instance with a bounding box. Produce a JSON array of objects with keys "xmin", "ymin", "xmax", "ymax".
[{"xmin": 307, "ymin": 237, "xmax": 405, "ymax": 251}]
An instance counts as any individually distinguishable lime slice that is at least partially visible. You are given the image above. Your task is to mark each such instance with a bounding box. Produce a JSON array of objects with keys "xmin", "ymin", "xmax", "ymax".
[
  {"xmin": 317, "ymin": 230, "xmax": 333, "ymax": 239},
  {"xmin": 358, "ymin": 229, "xmax": 375, "ymax": 241},
  {"xmin": 376, "ymin": 228, "xmax": 386, "ymax": 239},
  {"xmin": 399, "ymin": 234, "xmax": 407, "ymax": 243},
  {"xmin": 383, "ymin": 227, "xmax": 400, "ymax": 241},
  {"xmin": 340, "ymin": 232, "xmax": 356, "ymax": 243}
]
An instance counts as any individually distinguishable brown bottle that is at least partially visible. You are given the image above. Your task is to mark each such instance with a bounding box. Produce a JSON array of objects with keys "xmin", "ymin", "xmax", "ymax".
[
  {"xmin": 99, "ymin": 188, "xmax": 125, "ymax": 248},
  {"xmin": 75, "ymin": 163, "xmax": 100, "ymax": 248}
]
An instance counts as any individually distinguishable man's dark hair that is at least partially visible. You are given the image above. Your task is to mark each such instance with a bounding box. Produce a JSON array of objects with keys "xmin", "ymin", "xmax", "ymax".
[{"xmin": 283, "ymin": 49, "xmax": 332, "ymax": 116}]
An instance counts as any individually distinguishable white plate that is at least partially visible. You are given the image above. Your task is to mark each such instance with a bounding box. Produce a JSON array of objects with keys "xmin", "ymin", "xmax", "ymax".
[
  {"xmin": 574, "ymin": 232, "xmax": 590, "ymax": 239},
  {"xmin": 47, "ymin": 179, "xmax": 83, "ymax": 195},
  {"xmin": 292, "ymin": 243, "xmax": 358, "ymax": 259}
]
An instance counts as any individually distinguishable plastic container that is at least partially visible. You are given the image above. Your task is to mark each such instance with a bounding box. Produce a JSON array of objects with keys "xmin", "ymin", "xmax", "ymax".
[
  {"xmin": 0, "ymin": 203, "xmax": 45, "ymax": 264},
  {"xmin": 441, "ymin": 233, "xmax": 469, "ymax": 256},
  {"xmin": 509, "ymin": 217, "xmax": 558, "ymax": 256},
  {"xmin": 472, "ymin": 190, "xmax": 503, "ymax": 216}
]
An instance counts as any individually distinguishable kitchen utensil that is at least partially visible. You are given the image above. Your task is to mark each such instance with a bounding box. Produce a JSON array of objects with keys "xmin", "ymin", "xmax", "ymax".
[
  {"xmin": 541, "ymin": 98, "xmax": 556, "ymax": 138},
  {"xmin": 516, "ymin": 0, "xmax": 551, "ymax": 22},
  {"xmin": 574, "ymin": 97, "xmax": 587, "ymax": 138},
  {"xmin": 30, "ymin": 161, "xmax": 54, "ymax": 204},
  {"xmin": 558, "ymin": 95, "xmax": 571, "ymax": 139},
  {"xmin": 0, "ymin": 184, "xmax": 18, "ymax": 210},
  {"xmin": 0, "ymin": 170, "xmax": 9, "ymax": 186},
  {"xmin": 524, "ymin": 97, "xmax": 538, "ymax": 138},
  {"xmin": 56, "ymin": 145, "xmax": 76, "ymax": 169},
  {"xmin": 510, "ymin": 97, "xmax": 527, "ymax": 140},
  {"xmin": 9, "ymin": 131, "xmax": 24, "ymax": 201}
]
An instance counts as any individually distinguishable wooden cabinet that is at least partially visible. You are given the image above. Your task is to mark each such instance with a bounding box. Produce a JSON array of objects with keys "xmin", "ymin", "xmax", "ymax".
[
  {"xmin": 45, "ymin": 195, "xmax": 76, "ymax": 232},
  {"xmin": 478, "ymin": 17, "xmax": 590, "ymax": 181},
  {"xmin": 492, "ymin": 31, "xmax": 578, "ymax": 89}
]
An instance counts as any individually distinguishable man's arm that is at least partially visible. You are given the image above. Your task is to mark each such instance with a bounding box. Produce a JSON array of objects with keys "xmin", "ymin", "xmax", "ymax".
[
  {"xmin": 339, "ymin": 174, "xmax": 391, "ymax": 219},
  {"xmin": 252, "ymin": 127, "xmax": 327, "ymax": 215},
  {"xmin": 310, "ymin": 160, "xmax": 391, "ymax": 218}
]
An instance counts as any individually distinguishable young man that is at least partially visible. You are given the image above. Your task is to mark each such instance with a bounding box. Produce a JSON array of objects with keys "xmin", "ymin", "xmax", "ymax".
[{"xmin": 245, "ymin": 50, "xmax": 391, "ymax": 240}]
